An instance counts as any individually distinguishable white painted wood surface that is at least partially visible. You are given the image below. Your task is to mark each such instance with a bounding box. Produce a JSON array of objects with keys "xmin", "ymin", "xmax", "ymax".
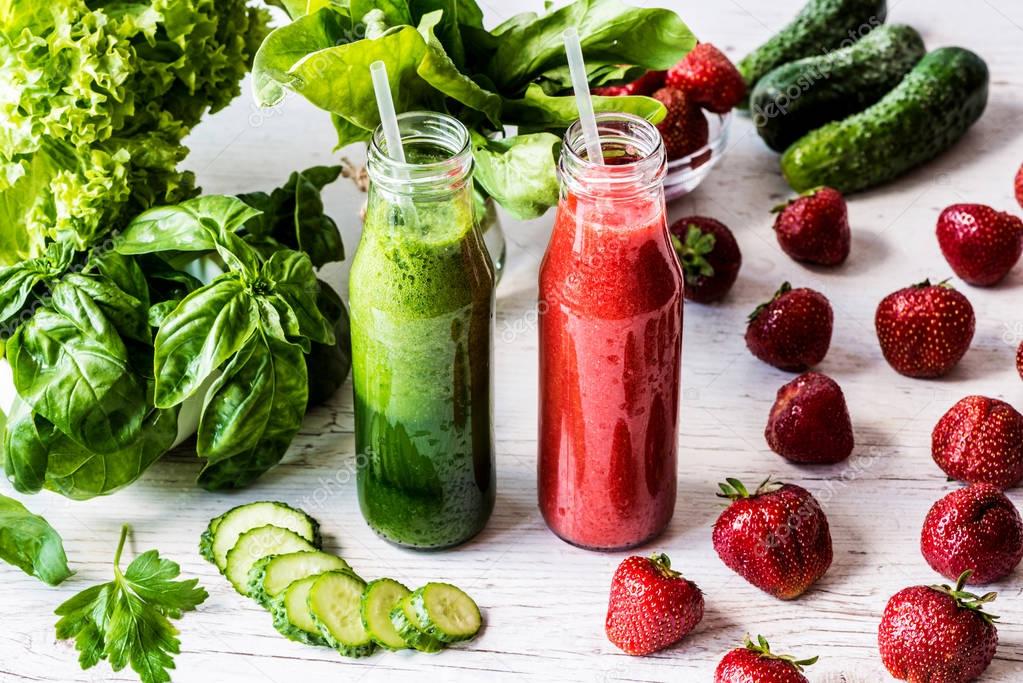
[{"xmin": 3, "ymin": 1, "xmax": 1023, "ymax": 681}]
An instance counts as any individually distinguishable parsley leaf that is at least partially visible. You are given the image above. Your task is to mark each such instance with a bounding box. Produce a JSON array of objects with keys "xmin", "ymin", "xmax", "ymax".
[{"xmin": 54, "ymin": 525, "xmax": 208, "ymax": 683}]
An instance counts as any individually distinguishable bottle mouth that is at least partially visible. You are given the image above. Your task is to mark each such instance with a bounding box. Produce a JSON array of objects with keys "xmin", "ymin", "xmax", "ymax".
[
  {"xmin": 561, "ymin": 112, "xmax": 666, "ymax": 196},
  {"xmin": 368, "ymin": 111, "xmax": 473, "ymax": 194}
]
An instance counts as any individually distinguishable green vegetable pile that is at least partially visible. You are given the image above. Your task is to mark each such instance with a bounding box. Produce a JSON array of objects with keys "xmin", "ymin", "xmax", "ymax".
[{"xmin": 251, "ymin": 0, "xmax": 696, "ymax": 219}]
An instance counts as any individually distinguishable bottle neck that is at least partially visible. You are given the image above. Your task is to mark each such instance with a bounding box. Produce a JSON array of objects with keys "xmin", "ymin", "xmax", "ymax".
[
  {"xmin": 367, "ymin": 111, "xmax": 473, "ymax": 200},
  {"xmin": 559, "ymin": 113, "xmax": 667, "ymax": 202}
]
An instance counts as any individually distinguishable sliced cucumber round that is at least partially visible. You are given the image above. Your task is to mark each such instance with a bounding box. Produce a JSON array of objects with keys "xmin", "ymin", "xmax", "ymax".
[
  {"xmin": 408, "ymin": 583, "xmax": 482, "ymax": 643},
  {"xmin": 199, "ymin": 512, "xmax": 225, "ymax": 564},
  {"xmin": 272, "ymin": 574, "xmax": 329, "ymax": 646},
  {"xmin": 225, "ymin": 525, "xmax": 316, "ymax": 594},
  {"xmin": 308, "ymin": 571, "xmax": 376, "ymax": 658},
  {"xmin": 248, "ymin": 551, "xmax": 352, "ymax": 607},
  {"xmin": 208, "ymin": 501, "xmax": 319, "ymax": 572},
  {"xmin": 361, "ymin": 578, "xmax": 411, "ymax": 650},
  {"xmin": 389, "ymin": 594, "xmax": 445, "ymax": 653}
]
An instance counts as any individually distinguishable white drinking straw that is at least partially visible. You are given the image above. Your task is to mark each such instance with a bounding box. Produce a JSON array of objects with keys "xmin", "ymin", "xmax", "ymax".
[
  {"xmin": 370, "ymin": 60, "xmax": 406, "ymax": 163},
  {"xmin": 562, "ymin": 28, "xmax": 604, "ymax": 165}
]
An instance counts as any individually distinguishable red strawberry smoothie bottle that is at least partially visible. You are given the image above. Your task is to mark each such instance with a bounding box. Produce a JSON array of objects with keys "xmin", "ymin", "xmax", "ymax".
[{"xmin": 538, "ymin": 113, "xmax": 683, "ymax": 551}]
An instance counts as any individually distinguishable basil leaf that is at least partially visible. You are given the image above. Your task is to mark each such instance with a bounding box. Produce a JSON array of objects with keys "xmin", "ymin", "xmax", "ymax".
[
  {"xmin": 0, "ymin": 241, "xmax": 75, "ymax": 324},
  {"xmin": 486, "ymin": 0, "xmax": 696, "ymax": 91},
  {"xmin": 263, "ymin": 251, "xmax": 334, "ymax": 345},
  {"xmin": 305, "ymin": 280, "xmax": 352, "ymax": 408},
  {"xmin": 472, "ymin": 132, "xmax": 561, "ymax": 220},
  {"xmin": 503, "ymin": 83, "xmax": 666, "ymax": 128},
  {"xmin": 8, "ymin": 282, "xmax": 146, "ymax": 454},
  {"xmin": 196, "ymin": 331, "xmax": 308, "ymax": 490},
  {"xmin": 85, "ymin": 251, "xmax": 149, "ymax": 308},
  {"xmin": 2, "ymin": 397, "xmax": 49, "ymax": 494},
  {"xmin": 0, "ymin": 492, "xmax": 71, "ymax": 586},
  {"xmin": 153, "ymin": 277, "xmax": 258, "ymax": 409},
  {"xmin": 62, "ymin": 273, "xmax": 151, "ymax": 345},
  {"xmin": 117, "ymin": 196, "xmax": 262, "ymax": 256}
]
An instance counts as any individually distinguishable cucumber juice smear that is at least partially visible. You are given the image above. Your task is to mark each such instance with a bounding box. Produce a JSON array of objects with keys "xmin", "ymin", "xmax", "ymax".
[{"xmin": 350, "ymin": 112, "xmax": 495, "ymax": 550}]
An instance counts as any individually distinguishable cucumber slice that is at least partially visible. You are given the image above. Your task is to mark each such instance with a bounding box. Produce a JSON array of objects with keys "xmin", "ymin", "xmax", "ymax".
[
  {"xmin": 361, "ymin": 579, "xmax": 411, "ymax": 650},
  {"xmin": 248, "ymin": 551, "xmax": 352, "ymax": 607},
  {"xmin": 389, "ymin": 594, "xmax": 445, "ymax": 653},
  {"xmin": 199, "ymin": 512, "xmax": 224, "ymax": 563},
  {"xmin": 407, "ymin": 583, "xmax": 482, "ymax": 643},
  {"xmin": 207, "ymin": 501, "xmax": 319, "ymax": 572},
  {"xmin": 225, "ymin": 525, "xmax": 315, "ymax": 594},
  {"xmin": 308, "ymin": 571, "xmax": 376, "ymax": 658},
  {"xmin": 271, "ymin": 575, "xmax": 328, "ymax": 646}
]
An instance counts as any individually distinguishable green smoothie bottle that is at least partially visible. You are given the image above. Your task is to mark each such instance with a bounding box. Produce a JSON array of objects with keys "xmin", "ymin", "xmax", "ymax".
[{"xmin": 350, "ymin": 112, "xmax": 495, "ymax": 550}]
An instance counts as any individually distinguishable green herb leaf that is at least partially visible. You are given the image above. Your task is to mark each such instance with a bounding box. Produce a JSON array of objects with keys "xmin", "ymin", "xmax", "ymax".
[
  {"xmin": 117, "ymin": 196, "xmax": 263, "ymax": 256},
  {"xmin": 305, "ymin": 280, "xmax": 352, "ymax": 407},
  {"xmin": 54, "ymin": 525, "xmax": 208, "ymax": 683},
  {"xmin": 0, "ymin": 491, "xmax": 71, "ymax": 585},
  {"xmin": 263, "ymin": 251, "xmax": 335, "ymax": 345},
  {"xmin": 472, "ymin": 132, "xmax": 561, "ymax": 220},
  {"xmin": 503, "ymin": 83, "xmax": 666, "ymax": 128}
]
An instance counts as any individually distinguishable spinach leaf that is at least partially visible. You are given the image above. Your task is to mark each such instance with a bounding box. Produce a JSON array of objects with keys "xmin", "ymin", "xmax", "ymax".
[
  {"xmin": 196, "ymin": 330, "xmax": 307, "ymax": 490},
  {"xmin": 416, "ymin": 10, "xmax": 501, "ymax": 126},
  {"xmin": 472, "ymin": 132, "xmax": 561, "ymax": 220},
  {"xmin": 352, "ymin": 0, "xmax": 412, "ymax": 26},
  {"xmin": 486, "ymin": 0, "xmax": 696, "ymax": 92},
  {"xmin": 116, "ymin": 196, "xmax": 262, "ymax": 256},
  {"xmin": 305, "ymin": 280, "xmax": 352, "ymax": 408},
  {"xmin": 268, "ymin": 0, "xmax": 334, "ymax": 19},
  {"xmin": 503, "ymin": 83, "xmax": 666, "ymax": 128},
  {"xmin": 0, "ymin": 492, "xmax": 71, "ymax": 585},
  {"xmin": 536, "ymin": 62, "xmax": 646, "ymax": 95},
  {"xmin": 153, "ymin": 277, "xmax": 258, "ymax": 409},
  {"xmin": 263, "ymin": 251, "xmax": 335, "ymax": 345},
  {"xmin": 8, "ymin": 282, "xmax": 146, "ymax": 454}
]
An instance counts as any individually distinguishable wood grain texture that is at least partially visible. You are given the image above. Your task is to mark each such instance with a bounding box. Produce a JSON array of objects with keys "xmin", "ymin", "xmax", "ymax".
[{"xmin": 3, "ymin": 0, "xmax": 1023, "ymax": 680}]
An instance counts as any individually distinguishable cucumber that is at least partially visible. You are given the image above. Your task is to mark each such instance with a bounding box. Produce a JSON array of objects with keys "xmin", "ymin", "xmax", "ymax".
[
  {"xmin": 389, "ymin": 594, "xmax": 445, "ymax": 653},
  {"xmin": 361, "ymin": 578, "xmax": 411, "ymax": 650},
  {"xmin": 407, "ymin": 583, "xmax": 482, "ymax": 643},
  {"xmin": 247, "ymin": 551, "xmax": 352, "ymax": 607},
  {"xmin": 204, "ymin": 501, "xmax": 319, "ymax": 571},
  {"xmin": 781, "ymin": 47, "xmax": 989, "ymax": 193},
  {"xmin": 272, "ymin": 574, "xmax": 329, "ymax": 646},
  {"xmin": 738, "ymin": 0, "xmax": 888, "ymax": 104},
  {"xmin": 751, "ymin": 24, "xmax": 925, "ymax": 152},
  {"xmin": 224, "ymin": 525, "xmax": 316, "ymax": 594},
  {"xmin": 308, "ymin": 571, "xmax": 376, "ymax": 658}
]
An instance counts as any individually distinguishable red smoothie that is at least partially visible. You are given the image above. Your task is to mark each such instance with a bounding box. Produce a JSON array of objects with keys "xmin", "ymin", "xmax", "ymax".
[{"xmin": 538, "ymin": 137, "xmax": 683, "ymax": 550}]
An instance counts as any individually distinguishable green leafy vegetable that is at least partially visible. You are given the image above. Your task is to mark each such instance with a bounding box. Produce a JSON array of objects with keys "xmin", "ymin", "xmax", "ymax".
[
  {"xmin": 472, "ymin": 132, "xmax": 562, "ymax": 220},
  {"xmin": 54, "ymin": 524, "xmax": 208, "ymax": 683},
  {"xmin": 0, "ymin": 492, "xmax": 71, "ymax": 585}
]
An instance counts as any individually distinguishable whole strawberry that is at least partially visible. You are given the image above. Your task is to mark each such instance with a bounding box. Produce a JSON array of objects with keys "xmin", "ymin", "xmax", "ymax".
[
  {"xmin": 746, "ymin": 283, "xmax": 833, "ymax": 371},
  {"xmin": 652, "ymin": 87, "xmax": 708, "ymax": 160},
  {"xmin": 936, "ymin": 204, "xmax": 1023, "ymax": 286},
  {"xmin": 713, "ymin": 478, "xmax": 833, "ymax": 599},
  {"xmin": 592, "ymin": 70, "xmax": 666, "ymax": 97},
  {"xmin": 666, "ymin": 43, "xmax": 746, "ymax": 113},
  {"xmin": 878, "ymin": 571, "xmax": 998, "ymax": 682},
  {"xmin": 605, "ymin": 553, "xmax": 704, "ymax": 656},
  {"xmin": 715, "ymin": 634, "xmax": 817, "ymax": 683},
  {"xmin": 773, "ymin": 187, "xmax": 850, "ymax": 266},
  {"xmin": 670, "ymin": 216, "xmax": 742, "ymax": 303},
  {"xmin": 921, "ymin": 483, "xmax": 1023, "ymax": 584},
  {"xmin": 766, "ymin": 372, "xmax": 853, "ymax": 464},
  {"xmin": 1015, "ymin": 162, "xmax": 1023, "ymax": 209},
  {"xmin": 932, "ymin": 396, "xmax": 1023, "ymax": 489},
  {"xmin": 875, "ymin": 280, "xmax": 975, "ymax": 378}
]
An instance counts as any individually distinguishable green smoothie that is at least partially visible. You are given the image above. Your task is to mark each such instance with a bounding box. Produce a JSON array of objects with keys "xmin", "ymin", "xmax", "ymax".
[{"xmin": 350, "ymin": 136, "xmax": 495, "ymax": 550}]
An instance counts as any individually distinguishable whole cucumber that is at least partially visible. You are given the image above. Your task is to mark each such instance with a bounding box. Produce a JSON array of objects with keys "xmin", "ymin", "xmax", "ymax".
[
  {"xmin": 751, "ymin": 24, "xmax": 925, "ymax": 152},
  {"xmin": 738, "ymin": 0, "xmax": 888, "ymax": 105},
  {"xmin": 781, "ymin": 47, "xmax": 989, "ymax": 193}
]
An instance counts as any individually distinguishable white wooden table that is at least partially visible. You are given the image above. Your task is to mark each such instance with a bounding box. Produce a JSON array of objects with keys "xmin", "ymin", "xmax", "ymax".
[{"xmin": 4, "ymin": 1, "xmax": 1023, "ymax": 681}]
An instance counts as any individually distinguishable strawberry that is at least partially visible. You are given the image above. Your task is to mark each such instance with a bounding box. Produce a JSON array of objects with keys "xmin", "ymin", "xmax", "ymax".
[
  {"xmin": 605, "ymin": 553, "xmax": 704, "ymax": 656},
  {"xmin": 745, "ymin": 283, "xmax": 833, "ymax": 371},
  {"xmin": 669, "ymin": 216, "xmax": 742, "ymax": 303},
  {"xmin": 652, "ymin": 87, "xmax": 709, "ymax": 160},
  {"xmin": 765, "ymin": 372, "xmax": 853, "ymax": 465},
  {"xmin": 665, "ymin": 43, "xmax": 746, "ymax": 114},
  {"xmin": 772, "ymin": 187, "xmax": 850, "ymax": 266},
  {"xmin": 713, "ymin": 478, "xmax": 833, "ymax": 599},
  {"xmin": 921, "ymin": 483, "xmax": 1023, "ymax": 584},
  {"xmin": 875, "ymin": 280, "xmax": 975, "ymax": 378},
  {"xmin": 1017, "ymin": 341, "xmax": 1023, "ymax": 380},
  {"xmin": 592, "ymin": 70, "xmax": 666, "ymax": 97},
  {"xmin": 1015, "ymin": 162, "xmax": 1023, "ymax": 210},
  {"xmin": 932, "ymin": 395, "xmax": 1023, "ymax": 490},
  {"xmin": 715, "ymin": 634, "xmax": 817, "ymax": 683},
  {"xmin": 936, "ymin": 204, "xmax": 1023, "ymax": 286},
  {"xmin": 878, "ymin": 571, "xmax": 998, "ymax": 682}
]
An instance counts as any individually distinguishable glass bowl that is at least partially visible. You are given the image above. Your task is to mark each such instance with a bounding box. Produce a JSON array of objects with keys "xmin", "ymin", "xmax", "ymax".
[{"xmin": 663, "ymin": 111, "xmax": 732, "ymax": 202}]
